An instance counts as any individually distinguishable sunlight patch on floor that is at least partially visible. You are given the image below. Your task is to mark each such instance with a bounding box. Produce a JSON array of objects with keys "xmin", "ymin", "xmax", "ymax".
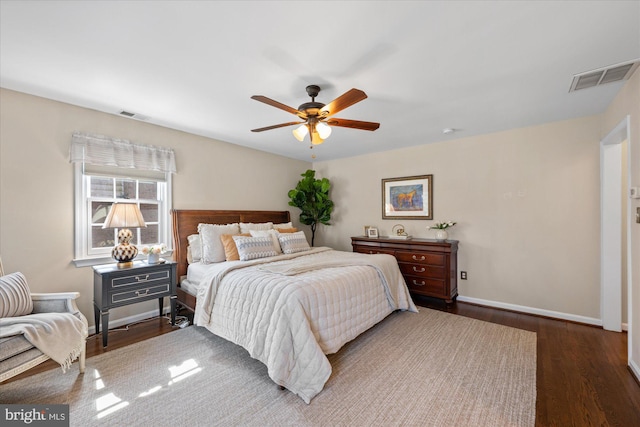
[
  {"xmin": 168, "ymin": 359, "xmax": 202, "ymax": 385},
  {"xmin": 96, "ymin": 392, "xmax": 129, "ymax": 419},
  {"xmin": 139, "ymin": 385, "xmax": 162, "ymax": 397}
]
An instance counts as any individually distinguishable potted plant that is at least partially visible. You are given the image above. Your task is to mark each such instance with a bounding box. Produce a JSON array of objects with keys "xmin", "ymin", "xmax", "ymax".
[
  {"xmin": 288, "ymin": 169, "xmax": 334, "ymax": 246},
  {"xmin": 427, "ymin": 221, "xmax": 456, "ymax": 241}
]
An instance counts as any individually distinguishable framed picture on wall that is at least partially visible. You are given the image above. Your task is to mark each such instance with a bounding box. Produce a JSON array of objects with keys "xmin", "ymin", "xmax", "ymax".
[{"xmin": 382, "ymin": 174, "xmax": 433, "ymax": 219}]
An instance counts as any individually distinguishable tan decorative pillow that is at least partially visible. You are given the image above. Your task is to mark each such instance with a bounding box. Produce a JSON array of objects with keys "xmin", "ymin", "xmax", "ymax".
[
  {"xmin": 220, "ymin": 233, "xmax": 250, "ymax": 261},
  {"xmin": 0, "ymin": 272, "xmax": 33, "ymax": 318},
  {"xmin": 276, "ymin": 227, "xmax": 298, "ymax": 233}
]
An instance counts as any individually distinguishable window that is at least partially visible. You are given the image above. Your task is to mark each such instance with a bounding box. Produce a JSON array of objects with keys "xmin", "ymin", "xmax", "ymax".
[
  {"xmin": 73, "ymin": 166, "xmax": 172, "ymax": 266},
  {"xmin": 70, "ymin": 132, "xmax": 176, "ymax": 266}
]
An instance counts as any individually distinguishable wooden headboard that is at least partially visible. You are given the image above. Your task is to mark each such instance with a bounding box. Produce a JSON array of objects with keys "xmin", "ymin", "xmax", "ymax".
[{"xmin": 171, "ymin": 209, "xmax": 291, "ymax": 281}]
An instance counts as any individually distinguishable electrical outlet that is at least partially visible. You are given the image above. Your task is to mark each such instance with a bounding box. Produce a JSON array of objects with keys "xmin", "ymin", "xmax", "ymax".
[{"xmin": 461, "ymin": 271, "xmax": 467, "ymax": 280}]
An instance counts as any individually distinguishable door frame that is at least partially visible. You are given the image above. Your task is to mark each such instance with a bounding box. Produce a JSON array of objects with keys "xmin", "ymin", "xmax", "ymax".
[{"xmin": 600, "ymin": 116, "xmax": 632, "ymax": 341}]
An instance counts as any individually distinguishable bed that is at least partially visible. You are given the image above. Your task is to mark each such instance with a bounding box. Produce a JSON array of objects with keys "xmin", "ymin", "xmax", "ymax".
[{"xmin": 171, "ymin": 209, "xmax": 417, "ymax": 403}]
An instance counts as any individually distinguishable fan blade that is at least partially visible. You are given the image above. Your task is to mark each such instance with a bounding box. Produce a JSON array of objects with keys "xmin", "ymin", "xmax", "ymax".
[
  {"xmin": 251, "ymin": 121, "xmax": 303, "ymax": 132},
  {"xmin": 319, "ymin": 88, "xmax": 368, "ymax": 117},
  {"xmin": 251, "ymin": 95, "xmax": 302, "ymax": 117},
  {"xmin": 326, "ymin": 118, "xmax": 380, "ymax": 131}
]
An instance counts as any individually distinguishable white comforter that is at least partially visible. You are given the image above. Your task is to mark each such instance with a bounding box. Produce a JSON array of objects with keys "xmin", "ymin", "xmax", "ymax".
[{"xmin": 193, "ymin": 247, "xmax": 417, "ymax": 403}]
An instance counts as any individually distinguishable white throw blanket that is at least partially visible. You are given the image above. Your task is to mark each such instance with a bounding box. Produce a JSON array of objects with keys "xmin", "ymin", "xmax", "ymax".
[
  {"xmin": 0, "ymin": 313, "xmax": 87, "ymax": 372},
  {"xmin": 194, "ymin": 247, "xmax": 417, "ymax": 403}
]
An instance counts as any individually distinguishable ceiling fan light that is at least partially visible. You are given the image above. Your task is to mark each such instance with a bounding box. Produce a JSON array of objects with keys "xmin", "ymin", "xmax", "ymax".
[
  {"xmin": 316, "ymin": 121, "xmax": 332, "ymax": 139},
  {"xmin": 292, "ymin": 124, "xmax": 308, "ymax": 141},
  {"xmin": 310, "ymin": 130, "xmax": 324, "ymax": 145}
]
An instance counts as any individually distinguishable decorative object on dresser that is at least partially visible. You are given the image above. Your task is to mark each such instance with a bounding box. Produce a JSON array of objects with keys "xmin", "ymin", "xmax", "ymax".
[
  {"xmin": 367, "ymin": 227, "xmax": 379, "ymax": 238},
  {"xmin": 141, "ymin": 243, "xmax": 167, "ymax": 264},
  {"xmin": 102, "ymin": 203, "xmax": 147, "ymax": 268},
  {"xmin": 382, "ymin": 174, "xmax": 433, "ymax": 219},
  {"xmin": 352, "ymin": 236, "xmax": 458, "ymax": 303},
  {"xmin": 93, "ymin": 260, "xmax": 177, "ymax": 347},
  {"xmin": 389, "ymin": 224, "xmax": 411, "ymax": 240},
  {"xmin": 427, "ymin": 220, "xmax": 457, "ymax": 241}
]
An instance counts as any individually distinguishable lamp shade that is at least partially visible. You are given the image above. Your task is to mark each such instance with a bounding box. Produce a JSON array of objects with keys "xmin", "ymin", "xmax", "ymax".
[
  {"xmin": 102, "ymin": 203, "xmax": 146, "ymax": 229},
  {"xmin": 292, "ymin": 124, "xmax": 309, "ymax": 142},
  {"xmin": 316, "ymin": 121, "xmax": 332, "ymax": 139}
]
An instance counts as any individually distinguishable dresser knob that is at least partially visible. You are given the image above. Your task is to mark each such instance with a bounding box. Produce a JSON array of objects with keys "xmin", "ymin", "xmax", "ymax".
[
  {"xmin": 135, "ymin": 289, "xmax": 150, "ymax": 296},
  {"xmin": 135, "ymin": 274, "xmax": 150, "ymax": 282},
  {"xmin": 412, "ymin": 280, "xmax": 426, "ymax": 286},
  {"xmin": 412, "ymin": 255, "xmax": 426, "ymax": 261},
  {"xmin": 413, "ymin": 267, "xmax": 426, "ymax": 273}
]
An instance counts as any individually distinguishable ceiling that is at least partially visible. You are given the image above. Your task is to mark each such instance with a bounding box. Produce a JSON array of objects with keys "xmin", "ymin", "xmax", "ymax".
[{"xmin": 1, "ymin": 1, "xmax": 639, "ymax": 162}]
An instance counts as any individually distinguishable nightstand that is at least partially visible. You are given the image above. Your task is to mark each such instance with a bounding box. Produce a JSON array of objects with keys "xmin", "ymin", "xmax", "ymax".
[{"xmin": 93, "ymin": 260, "xmax": 177, "ymax": 347}]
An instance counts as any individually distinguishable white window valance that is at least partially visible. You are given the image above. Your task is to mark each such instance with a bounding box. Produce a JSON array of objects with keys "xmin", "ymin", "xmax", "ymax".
[{"xmin": 69, "ymin": 132, "xmax": 177, "ymax": 174}]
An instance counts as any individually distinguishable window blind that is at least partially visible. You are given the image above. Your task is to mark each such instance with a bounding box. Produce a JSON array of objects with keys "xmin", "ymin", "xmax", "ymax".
[{"xmin": 69, "ymin": 132, "xmax": 177, "ymax": 174}]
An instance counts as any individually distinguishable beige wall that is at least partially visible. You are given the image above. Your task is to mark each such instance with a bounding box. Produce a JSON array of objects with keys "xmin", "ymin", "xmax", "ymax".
[
  {"xmin": 314, "ymin": 115, "xmax": 603, "ymax": 319},
  {"xmin": 0, "ymin": 88, "xmax": 310, "ymax": 326},
  {"xmin": 603, "ymin": 69, "xmax": 640, "ymax": 374}
]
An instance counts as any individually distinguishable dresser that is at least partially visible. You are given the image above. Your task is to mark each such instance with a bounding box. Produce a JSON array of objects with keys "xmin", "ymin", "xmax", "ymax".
[
  {"xmin": 93, "ymin": 260, "xmax": 177, "ymax": 347},
  {"xmin": 351, "ymin": 236, "xmax": 458, "ymax": 303}
]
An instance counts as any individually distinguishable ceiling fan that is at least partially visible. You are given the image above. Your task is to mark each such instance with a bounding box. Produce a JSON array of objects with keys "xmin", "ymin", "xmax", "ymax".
[{"xmin": 251, "ymin": 85, "xmax": 380, "ymax": 145}]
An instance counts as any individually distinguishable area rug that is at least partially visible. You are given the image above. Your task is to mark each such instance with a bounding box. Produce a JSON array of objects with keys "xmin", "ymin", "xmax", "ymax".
[{"xmin": 0, "ymin": 308, "xmax": 536, "ymax": 426}]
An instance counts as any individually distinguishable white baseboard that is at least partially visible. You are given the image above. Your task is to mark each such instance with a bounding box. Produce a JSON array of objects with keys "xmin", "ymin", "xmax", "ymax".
[
  {"xmin": 630, "ymin": 359, "xmax": 640, "ymax": 383},
  {"xmin": 87, "ymin": 307, "xmax": 172, "ymax": 336},
  {"xmin": 456, "ymin": 296, "xmax": 603, "ymax": 327},
  {"xmin": 622, "ymin": 322, "xmax": 629, "ymax": 331}
]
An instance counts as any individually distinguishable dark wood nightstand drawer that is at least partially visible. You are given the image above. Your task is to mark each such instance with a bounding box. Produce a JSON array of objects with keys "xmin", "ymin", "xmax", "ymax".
[
  {"xmin": 111, "ymin": 283, "xmax": 171, "ymax": 304},
  {"xmin": 398, "ymin": 262, "xmax": 445, "ymax": 279},
  {"xmin": 395, "ymin": 251, "xmax": 444, "ymax": 266},
  {"xmin": 111, "ymin": 270, "xmax": 170, "ymax": 288}
]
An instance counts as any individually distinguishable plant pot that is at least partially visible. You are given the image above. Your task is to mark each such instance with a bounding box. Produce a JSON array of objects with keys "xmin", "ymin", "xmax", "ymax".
[
  {"xmin": 147, "ymin": 253, "xmax": 160, "ymax": 264},
  {"xmin": 434, "ymin": 230, "xmax": 448, "ymax": 241}
]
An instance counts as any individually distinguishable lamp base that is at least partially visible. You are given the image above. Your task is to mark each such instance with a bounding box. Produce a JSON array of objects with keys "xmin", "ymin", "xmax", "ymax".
[{"xmin": 116, "ymin": 261, "xmax": 134, "ymax": 269}]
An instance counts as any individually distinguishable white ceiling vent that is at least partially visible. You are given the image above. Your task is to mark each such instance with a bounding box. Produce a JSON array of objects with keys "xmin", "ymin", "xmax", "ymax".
[
  {"xmin": 119, "ymin": 110, "xmax": 149, "ymax": 121},
  {"xmin": 569, "ymin": 59, "xmax": 640, "ymax": 92}
]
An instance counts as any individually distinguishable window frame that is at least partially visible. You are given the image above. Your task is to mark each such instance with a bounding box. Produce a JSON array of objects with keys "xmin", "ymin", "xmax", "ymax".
[{"xmin": 73, "ymin": 163, "xmax": 173, "ymax": 267}]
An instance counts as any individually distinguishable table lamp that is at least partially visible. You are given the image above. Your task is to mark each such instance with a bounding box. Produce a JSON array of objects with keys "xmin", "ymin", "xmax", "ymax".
[{"xmin": 102, "ymin": 203, "xmax": 146, "ymax": 268}]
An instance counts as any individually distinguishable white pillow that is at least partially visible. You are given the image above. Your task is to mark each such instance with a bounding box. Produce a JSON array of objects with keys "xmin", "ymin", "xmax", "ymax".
[
  {"xmin": 187, "ymin": 233, "xmax": 202, "ymax": 264},
  {"xmin": 0, "ymin": 272, "xmax": 33, "ymax": 318},
  {"xmin": 232, "ymin": 235, "xmax": 278, "ymax": 261},
  {"xmin": 249, "ymin": 229, "xmax": 282, "ymax": 253},
  {"xmin": 278, "ymin": 231, "xmax": 311, "ymax": 254},
  {"xmin": 198, "ymin": 223, "xmax": 240, "ymax": 263},
  {"xmin": 273, "ymin": 222, "xmax": 293, "ymax": 230},
  {"xmin": 239, "ymin": 222, "xmax": 273, "ymax": 234}
]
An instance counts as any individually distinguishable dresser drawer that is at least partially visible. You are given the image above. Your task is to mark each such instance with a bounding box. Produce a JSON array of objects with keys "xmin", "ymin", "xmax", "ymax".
[
  {"xmin": 404, "ymin": 276, "xmax": 446, "ymax": 295},
  {"xmin": 111, "ymin": 270, "xmax": 170, "ymax": 289},
  {"xmin": 354, "ymin": 247, "xmax": 396, "ymax": 256},
  {"xmin": 395, "ymin": 251, "xmax": 444, "ymax": 266},
  {"xmin": 111, "ymin": 283, "xmax": 171, "ymax": 305},
  {"xmin": 398, "ymin": 262, "xmax": 446, "ymax": 279}
]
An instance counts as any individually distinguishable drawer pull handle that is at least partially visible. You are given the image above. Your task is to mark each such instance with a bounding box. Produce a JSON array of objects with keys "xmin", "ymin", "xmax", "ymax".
[
  {"xmin": 135, "ymin": 274, "xmax": 150, "ymax": 282},
  {"xmin": 135, "ymin": 289, "xmax": 150, "ymax": 296},
  {"xmin": 412, "ymin": 255, "xmax": 426, "ymax": 261},
  {"xmin": 413, "ymin": 267, "xmax": 426, "ymax": 273},
  {"xmin": 412, "ymin": 280, "xmax": 426, "ymax": 286}
]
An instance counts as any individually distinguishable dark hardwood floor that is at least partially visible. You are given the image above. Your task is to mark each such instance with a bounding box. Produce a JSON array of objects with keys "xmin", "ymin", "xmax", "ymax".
[{"xmin": 5, "ymin": 301, "xmax": 640, "ymax": 426}]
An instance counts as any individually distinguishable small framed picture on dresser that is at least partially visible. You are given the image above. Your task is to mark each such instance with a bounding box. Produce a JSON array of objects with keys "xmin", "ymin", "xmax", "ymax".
[{"xmin": 367, "ymin": 227, "xmax": 379, "ymax": 238}]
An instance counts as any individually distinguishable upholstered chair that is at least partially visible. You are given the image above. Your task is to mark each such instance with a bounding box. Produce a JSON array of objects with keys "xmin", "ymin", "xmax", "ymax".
[{"xmin": 0, "ymin": 258, "xmax": 87, "ymax": 383}]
